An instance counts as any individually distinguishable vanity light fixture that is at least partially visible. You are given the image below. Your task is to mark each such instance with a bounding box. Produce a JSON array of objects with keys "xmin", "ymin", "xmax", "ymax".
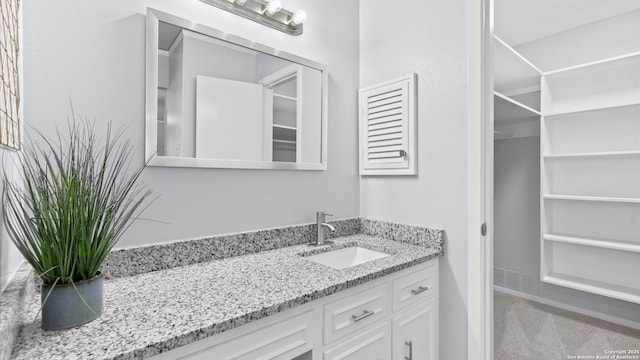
[
  {"xmin": 226, "ymin": 0, "xmax": 248, "ymax": 5},
  {"xmin": 289, "ymin": 9, "xmax": 306, "ymax": 26},
  {"xmin": 262, "ymin": 0, "xmax": 282, "ymax": 17},
  {"xmin": 200, "ymin": 0, "xmax": 305, "ymax": 35}
]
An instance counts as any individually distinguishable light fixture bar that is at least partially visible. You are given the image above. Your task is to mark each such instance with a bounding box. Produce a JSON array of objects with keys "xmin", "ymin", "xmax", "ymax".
[{"xmin": 200, "ymin": 0, "xmax": 304, "ymax": 36}]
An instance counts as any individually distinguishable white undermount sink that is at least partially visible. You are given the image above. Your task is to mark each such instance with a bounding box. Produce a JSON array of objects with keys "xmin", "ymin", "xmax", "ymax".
[{"xmin": 304, "ymin": 246, "xmax": 390, "ymax": 269}]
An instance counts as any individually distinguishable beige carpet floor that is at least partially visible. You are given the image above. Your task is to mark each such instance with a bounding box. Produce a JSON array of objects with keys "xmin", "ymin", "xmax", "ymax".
[{"xmin": 495, "ymin": 291, "xmax": 640, "ymax": 360}]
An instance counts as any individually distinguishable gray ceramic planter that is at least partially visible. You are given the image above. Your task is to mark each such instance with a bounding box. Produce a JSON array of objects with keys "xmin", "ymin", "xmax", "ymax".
[{"xmin": 40, "ymin": 272, "xmax": 104, "ymax": 330}]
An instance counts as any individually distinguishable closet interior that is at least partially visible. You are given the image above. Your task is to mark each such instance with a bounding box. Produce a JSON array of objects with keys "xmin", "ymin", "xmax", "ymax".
[{"xmin": 493, "ymin": 32, "xmax": 640, "ymax": 304}]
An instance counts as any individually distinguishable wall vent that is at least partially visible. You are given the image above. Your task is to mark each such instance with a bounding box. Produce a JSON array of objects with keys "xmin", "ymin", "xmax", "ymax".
[{"xmin": 359, "ymin": 73, "xmax": 417, "ymax": 175}]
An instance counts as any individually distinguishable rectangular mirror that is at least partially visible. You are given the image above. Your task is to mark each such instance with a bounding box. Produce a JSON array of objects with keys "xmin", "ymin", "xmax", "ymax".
[{"xmin": 146, "ymin": 8, "xmax": 327, "ymax": 170}]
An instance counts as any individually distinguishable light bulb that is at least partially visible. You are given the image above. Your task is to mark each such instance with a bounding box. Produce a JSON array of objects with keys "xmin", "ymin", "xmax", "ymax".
[
  {"xmin": 289, "ymin": 9, "xmax": 306, "ymax": 26},
  {"xmin": 236, "ymin": 0, "xmax": 247, "ymax": 5},
  {"xmin": 226, "ymin": 0, "xmax": 235, "ymax": 3},
  {"xmin": 264, "ymin": 0, "xmax": 282, "ymax": 16}
]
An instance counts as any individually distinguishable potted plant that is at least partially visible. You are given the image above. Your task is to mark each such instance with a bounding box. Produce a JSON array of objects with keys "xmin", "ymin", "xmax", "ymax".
[{"xmin": 3, "ymin": 119, "xmax": 152, "ymax": 330}]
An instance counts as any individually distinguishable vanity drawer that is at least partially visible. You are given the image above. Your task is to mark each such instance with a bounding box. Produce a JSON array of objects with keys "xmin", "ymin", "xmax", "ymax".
[
  {"xmin": 392, "ymin": 262, "xmax": 437, "ymax": 312},
  {"xmin": 323, "ymin": 283, "xmax": 389, "ymax": 345},
  {"xmin": 323, "ymin": 321, "xmax": 390, "ymax": 360},
  {"xmin": 150, "ymin": 309, "xmax": 314, "ymax": 360}
]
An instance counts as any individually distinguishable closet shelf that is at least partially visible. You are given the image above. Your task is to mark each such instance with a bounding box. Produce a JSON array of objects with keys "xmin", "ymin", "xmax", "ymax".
[
  {"xmin": 273, "ymin": 139, "xmax": 296, "ymax": 145},
  {"xmin": 543, "ymin": 194, "xmax": 640, "ymax": 204},
  {"xmin": 494, "ymin": 130, "xmax": 513, "ymax": 139},
  {"xmin": 543, "ymin": 150, "xmax": 640, "ymax": 159},
  {"xmin": 494, "ymin": 35, "xmax": 542, "ymax": 96},
  {"xmin": 542, "ymin": 274, "xmax": 640, "ymax": 304},
  {"xmin": 273, "ymin": 94, "xmax": 297, "ymax": 113},
  {"xmin": 544, "ymin": 234, "xmax": 640, "ymax": 253},
  {"xmin": 273, "ymin": 124, "xmax": 296, "ymax": 142},
  {"xmin": 494, "ymin": 91, "xmax": 541, "ymax": 124},
  {"xmin": 543, "ymin": 51, "xmax": 640, "ymax": 77},
  {"xmin": 541, "ymin": 53, "xmax": 640, "ymax": 115},
  {"xmin": 543, "ymin": 101, "xmax": 640, "ymax": 118}
]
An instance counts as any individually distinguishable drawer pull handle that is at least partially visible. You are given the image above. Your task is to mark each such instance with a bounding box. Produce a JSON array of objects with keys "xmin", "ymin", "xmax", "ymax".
[
  {"xmin": 411, "ymin": 286, "xmax": 429, "ymax": 295},
  {"xmin": 351, "ymin": 310, "xmax": 375, "ymax": 322},
  {"xmin": 404, "ymin": 340, "xmax": 413, "ymax": 360}
]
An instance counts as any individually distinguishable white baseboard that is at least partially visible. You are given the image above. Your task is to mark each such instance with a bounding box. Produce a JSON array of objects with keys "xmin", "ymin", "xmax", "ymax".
[{"xmin": 494, "ymin": 286, "xmax": 640, "ymax": 331}]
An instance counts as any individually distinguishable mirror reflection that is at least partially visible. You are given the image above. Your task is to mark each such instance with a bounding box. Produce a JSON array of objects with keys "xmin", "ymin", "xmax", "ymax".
[{"xmin": 155, "ymin": 21, "xmax": 324, "ymax": 166}]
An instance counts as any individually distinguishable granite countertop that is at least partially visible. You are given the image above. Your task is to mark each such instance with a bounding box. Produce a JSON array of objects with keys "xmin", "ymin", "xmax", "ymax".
[{"xmin": 11, "ymin": 234, "xmax": 442, "ymax": 360}]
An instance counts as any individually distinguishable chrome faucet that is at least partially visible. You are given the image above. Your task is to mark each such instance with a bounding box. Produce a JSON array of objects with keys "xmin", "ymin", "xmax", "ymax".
[{"xmin": 315, "ymin": 211, "xmax": 336, "ymax": 245}]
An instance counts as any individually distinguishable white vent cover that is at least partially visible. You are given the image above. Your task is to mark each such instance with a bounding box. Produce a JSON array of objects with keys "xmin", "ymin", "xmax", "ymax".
[{"xmin": 359, "ymin": 73, "xmax": 417, "ymax": 175}]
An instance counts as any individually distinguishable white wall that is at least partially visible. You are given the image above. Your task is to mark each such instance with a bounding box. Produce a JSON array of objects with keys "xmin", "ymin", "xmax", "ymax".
[
  {"xmin": 359, "ymin": 1, "xmax": 469, "ymax": 358},
  {"xmin": 0, "ymin": 151, "xmax": 24, "ymax": 290},
  {"xmin": 21, "ymin": 0, "xmax": 360, "ymax": 248},
  {"xmin": 515, "ymin": 9, "xmax": 640, "ymax": 72},
  {"xmin": 165, "ymin": 37, "xmax": 184, "ymax": 157},
  {"xmin": 0, "ymin": 2, "xmax": 23, "ymax": 291}
]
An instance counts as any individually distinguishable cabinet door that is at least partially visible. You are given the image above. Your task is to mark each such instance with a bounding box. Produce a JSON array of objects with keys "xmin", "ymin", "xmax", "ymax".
[
  {"xmin": 149, "ymin": 309, "xmax": 314, "ymax": 360},
  {"xmin": 323, "ymin": 322, "xmax": 390, "ymax": 360},
  {"xmin": 392, "ymin": 299, "xmax": 437, "ymax": 360}
]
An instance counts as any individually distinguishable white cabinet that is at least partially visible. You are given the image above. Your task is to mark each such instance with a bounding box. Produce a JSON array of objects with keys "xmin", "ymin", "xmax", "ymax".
[
  {"xmin": 541, "ymin": 53, "xmax": 640, "ymax": 304},
  {"xmin": 323, "ymin": 260, "xmax": 438, "ymax": 360},
  {"xmin": 392, "ymin": 299, "xmax": 437, "ymax": 360},
  {"xmin": 323, "ymin": 322, "xmax": 390, "ymax": 360},
  {"xmin": 150, "ymin": 308, "xmax": 316, "ymax": 360},
  {"xmin": 392, "ymin": 263, "xmax": 436, "ymax": 312},
  {"xmin": 322, "ymin": 283, "xmax": 388, "ymax": 345},
  {"xmin": 150, "ymin": 259, "xmax": 439, "ymax": 360}
]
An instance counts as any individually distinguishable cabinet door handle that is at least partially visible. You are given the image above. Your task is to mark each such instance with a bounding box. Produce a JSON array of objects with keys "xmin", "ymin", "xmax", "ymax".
[
  {"xmin": 411, "ymin": 285, "xmax": 430, "ymax": 295},
  {"xmin": 404, "ymin": 340, "xmax": 413, "ymax": 360},
  {"xmin": 351, "ymin": 309, "xmax": 375, "ymax": 322}
]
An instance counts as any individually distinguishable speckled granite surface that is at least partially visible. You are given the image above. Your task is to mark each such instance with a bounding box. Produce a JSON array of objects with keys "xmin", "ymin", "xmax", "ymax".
[
  {"xmin": 11, "ymin": 234, "xmax": 443, "ymax": 360},
  {"xmin": 361, "ymin": 218, "xmax": 445, "ymax": 249},
  {"xmin": 102, "ymin": 218, "xmax": 362, "ymax": 278}
]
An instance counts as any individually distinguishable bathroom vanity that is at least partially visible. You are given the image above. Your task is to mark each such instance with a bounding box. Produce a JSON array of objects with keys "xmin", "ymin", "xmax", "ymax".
[
  {"xmin": 150, "ymin": 257, "xmax": 438, "ymax": 360},
  {"xmin": 9, "ymin": 219, "xmax": 443, "ymax": 360}
]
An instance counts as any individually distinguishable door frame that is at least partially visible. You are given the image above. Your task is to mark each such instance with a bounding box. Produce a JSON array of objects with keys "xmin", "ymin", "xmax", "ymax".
[{"xmin": 468, "ymin": 0, "xmax": 494, "ymax": 359}]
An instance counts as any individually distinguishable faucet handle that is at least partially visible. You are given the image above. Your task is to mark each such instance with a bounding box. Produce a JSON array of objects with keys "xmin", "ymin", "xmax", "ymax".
[{"xmin": 316, "ymin": 211, "xmax": 333, "ymax": 219}]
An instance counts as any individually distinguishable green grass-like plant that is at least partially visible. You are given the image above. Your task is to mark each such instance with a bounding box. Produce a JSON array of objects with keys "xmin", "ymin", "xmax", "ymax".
[{"xmin": 3, "ymin": 118, "xmax": 152, "ymax": 285}]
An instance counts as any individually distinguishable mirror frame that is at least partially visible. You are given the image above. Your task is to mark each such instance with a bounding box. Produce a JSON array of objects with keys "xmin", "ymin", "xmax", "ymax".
[{"xmin": 145, "ymin": 8, "xmax": 328, "ymax": 170}]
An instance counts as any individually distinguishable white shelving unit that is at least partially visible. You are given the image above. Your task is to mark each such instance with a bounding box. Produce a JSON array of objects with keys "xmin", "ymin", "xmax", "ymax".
[
  {"xmin": 541, "ymin": 52, "xmax": 640, "ymax": 304},
  {"xmin": 493, "ymin": 36, "xmax": 542, "ymax": 139},
  {"xmin": 494, "ymin": 92, "xmax": 540, "ymax": 123},
  {"xmin": 270, "ymin": 73, "xmax": 299, "ymax": 163}
]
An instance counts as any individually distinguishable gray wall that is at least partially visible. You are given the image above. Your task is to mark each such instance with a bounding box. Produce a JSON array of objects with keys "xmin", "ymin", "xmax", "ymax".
[
  {"xmin": 494, "ymin": 137, "xmax": 540, "ymax": 292},
  {"xmin": 515, "ymin": 9, "xmax": 640, "ymax": 72},
  {"xmin": 359, "ymin": 0, "xmax": 469, "ymax": 358},
  {"xmin": 20, "ymin": 0, "xmax": 360, "ymax": 250}
]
